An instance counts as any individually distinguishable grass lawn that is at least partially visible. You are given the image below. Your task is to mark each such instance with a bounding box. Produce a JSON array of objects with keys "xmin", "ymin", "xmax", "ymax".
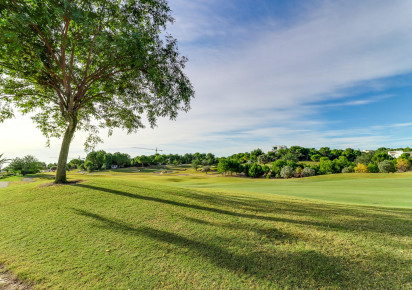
[{"xmin": 0, "ymin": 170, "xmax": 411, "ymax": 288}]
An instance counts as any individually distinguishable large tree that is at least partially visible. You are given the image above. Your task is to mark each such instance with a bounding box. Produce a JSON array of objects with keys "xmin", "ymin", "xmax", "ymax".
[{"xmin": 0, "ymin": 0, "xmax": 194, "ymax": 183}]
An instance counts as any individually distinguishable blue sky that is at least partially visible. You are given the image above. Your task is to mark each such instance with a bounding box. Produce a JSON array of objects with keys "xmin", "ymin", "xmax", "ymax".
[{"xmin": 2, "ymin": 0, "xmax": 412, "ymax": 161}]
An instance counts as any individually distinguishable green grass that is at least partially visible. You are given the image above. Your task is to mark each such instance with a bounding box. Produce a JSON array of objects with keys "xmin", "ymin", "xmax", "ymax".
[
  {"xmin": 0, "ymin": 175, "xmax": 23, "ymax": 182},
  {"xmin": 0, "ymin": 171, "xmax": 411, "ymax": 288}
]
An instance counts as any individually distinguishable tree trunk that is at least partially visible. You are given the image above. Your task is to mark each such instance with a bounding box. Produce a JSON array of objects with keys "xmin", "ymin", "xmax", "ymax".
[{"xmin": 55, "ymin": 120, "xmax": 77, "ymax": 184}]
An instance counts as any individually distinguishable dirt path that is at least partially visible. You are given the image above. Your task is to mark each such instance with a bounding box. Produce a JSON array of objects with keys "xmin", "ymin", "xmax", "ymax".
[
  {"xmin": 20, "ymin": 178, "xmax": 34, "ymax": 182},
  {"xmin": 0, "ymin": 182, "xmax": 10, "ymax": 188},
  {"xmin": 0, "ymin": 267, "xmax": 31, "ymax": 289}
]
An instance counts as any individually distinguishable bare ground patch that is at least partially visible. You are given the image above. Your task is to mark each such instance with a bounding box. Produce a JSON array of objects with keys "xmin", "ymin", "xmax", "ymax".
[
  {"xmin": 0, "ymin": 266, "xmax": 31, "ymax": 289},
  {"xmin": 38, "ymin": 180, "xmax": 85, "ymax": 188}
]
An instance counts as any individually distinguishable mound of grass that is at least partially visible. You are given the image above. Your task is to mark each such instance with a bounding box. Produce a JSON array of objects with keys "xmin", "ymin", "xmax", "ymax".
[{"xmin": 0, "ymin": 174, "xmax": 411, "ymax": 288}]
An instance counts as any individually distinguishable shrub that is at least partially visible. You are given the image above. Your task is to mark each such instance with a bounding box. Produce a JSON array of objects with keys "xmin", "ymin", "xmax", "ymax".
[
  {"xmin": 396, "ymin": 159, "xmax": 411, "ymax": 172},
  {"xmin": 354, "ymin": 163, "xmax": 367, "ymax": 173},
  {"xmin": 378, "ymin": 160, "xmax": 396, "ymax": 173},
  {"xmin": 319, "ymin": 159, "xmax": 334, "ymax": 174},
  {"xmin": 280, "ymin": 166, "xmax": 294, "ymax": 179},
  {"xmin": 342, "ymin": 167, "xmax": 354, "ymax": 173},
  {"xmin": 262, "ymin": 165, "xmax": 270, "ymax": 174},
  {"xmin": 192, "ymin": 159, "xmax": 201, "ymax": 171},
  {"xmin": 202, "ymin": 166, "xmax": 211, "ymax": 174},
  {"xmin": 243, "ymin": 163, "xmax": 252, "ymax": 177},
  {"xmin": 302, "ymin": 167, "xmax": 316, "ymax": 177},
  {"xmin": 248, "ymin": 163, "xmax": 264, "ymax": 178},
  {"xmin": 366, "ymin": 163, "xmax": 379, "ymax": 173},
  {"xmin": 270, "ymin": 160, "xmax": 285, "ymax": 176},
  {"xmin": 295, "ymin": 167, "xmax": 303, "ymax": 178}
]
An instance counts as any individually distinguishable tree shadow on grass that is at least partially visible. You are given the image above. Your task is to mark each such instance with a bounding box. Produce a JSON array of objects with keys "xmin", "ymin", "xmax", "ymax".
[
  {"xmin": 72, "ymin": 208, "xmax": 350, "ymax": 288},
  {"xmin": 74, "ymin": 183, "xmax": 348, "ymax": 231},
  {"xmin": 75, "ymin": 183, "xmax": 412, "ymax": 238}
]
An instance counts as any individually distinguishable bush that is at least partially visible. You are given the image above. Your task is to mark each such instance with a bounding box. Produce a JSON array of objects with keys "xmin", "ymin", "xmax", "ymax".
[
  {"xmin": 366, "ymin": 163, "xmax": 379, "ymax": 173},
  {"xmin": 202, "ymin": 166, "xmax": 211, "ymax": 174},
  {"xmin": 342, "ymin": 167, "xmax": 354, "ymax": 173},
  {"xmin": 248, "ymin": 163, "xmax": 264, "ymax": 178},
  {"xmin": 295, "ymin": 167, "xmax": 303, "ymax": 178},
  {"xmin": 378, "ymin": 160, "xmax": 396, "ymax": 173},
  {"xmin": 302, "ymin": 167, "xmax": 316, "ymax": 177},
  {"xmin": 319, "ymin": 159, "xmax": 334, "ymax": 174},
  {"xmin": 270, "ymin": 160, "xmax": 285, "ymax": 176},
  {"xmin": 243, "ymin": 163, "xmax": 252, "ymax": 177},
  {"xmin": 280, "ymin": 166, "xmax": 294, "ymax": 179},
  {"xmin": 354, "ymin": 163, "xmax": 367, "ymax": 173},
  {"xmin": 396, "ymin": 159, "xmax": 411, "ymax": 172}
]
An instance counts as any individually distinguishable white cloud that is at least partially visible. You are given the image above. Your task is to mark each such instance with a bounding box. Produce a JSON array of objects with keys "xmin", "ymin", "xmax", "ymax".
[{"xmin": 2, "ymin": 0, "xmax": 412, "ymax": 161}]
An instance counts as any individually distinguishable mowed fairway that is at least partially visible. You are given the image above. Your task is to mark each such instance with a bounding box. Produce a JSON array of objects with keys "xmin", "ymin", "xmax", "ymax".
[{"xmin": 0, "ymin": 170, "xmax": 411, "ymax": 289}]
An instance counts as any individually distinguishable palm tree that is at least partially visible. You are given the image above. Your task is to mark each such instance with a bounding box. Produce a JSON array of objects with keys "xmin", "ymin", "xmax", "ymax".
[{"xmin": 0, "ymin": 154, "xmax": 10, "ymax": 171}]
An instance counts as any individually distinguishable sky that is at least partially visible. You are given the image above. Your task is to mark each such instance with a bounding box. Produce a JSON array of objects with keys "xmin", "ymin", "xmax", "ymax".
[{"xmin": 2, "ymin": 0, "xmax": 412, "ymax": 163}]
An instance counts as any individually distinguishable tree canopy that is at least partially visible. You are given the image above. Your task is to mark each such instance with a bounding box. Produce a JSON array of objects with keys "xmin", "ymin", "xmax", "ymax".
[{"xmin": 0, "ymin": 0, "xmax": 194, "ymax": 183}]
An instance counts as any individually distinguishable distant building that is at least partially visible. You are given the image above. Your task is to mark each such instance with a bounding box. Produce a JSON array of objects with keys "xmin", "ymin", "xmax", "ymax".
[
  {"xmin": 388, "ymin": 151, "xmax": 412, "ymax": 158},
  {"xmin": 362, "ymin": 150, "xmax": 373, "ymax": 153},
  {"xmin": 273, "ymin": 145, "xmax": 287, "ymax": 152}
]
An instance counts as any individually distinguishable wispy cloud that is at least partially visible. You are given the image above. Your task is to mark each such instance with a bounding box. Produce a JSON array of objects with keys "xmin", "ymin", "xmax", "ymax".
[{"xmin": 2, "ymin": 0, "xmax": 412, "ymax": 160}]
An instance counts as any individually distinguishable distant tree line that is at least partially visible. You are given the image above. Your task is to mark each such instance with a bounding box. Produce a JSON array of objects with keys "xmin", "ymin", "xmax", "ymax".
[
  {"xmin": 215, "ymin": 146, "xmax": 411, "ymax": 178},
  {"xmin": 2, "ymin": 146, "xmax": 411, "ymax": 179}
]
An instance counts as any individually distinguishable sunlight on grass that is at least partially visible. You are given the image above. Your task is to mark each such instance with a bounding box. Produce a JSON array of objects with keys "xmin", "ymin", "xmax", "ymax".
[{"xmin": 0, "ymin": 171, "xmax": 411, "ymax": 288}]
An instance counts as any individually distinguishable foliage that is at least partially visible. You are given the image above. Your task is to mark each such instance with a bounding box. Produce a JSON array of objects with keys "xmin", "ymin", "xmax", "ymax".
[
  {"xmin": 192, "ymin": 160, "xmax": 201, "ymax": 171},
  {"xmin": 257, "ymin": 154, "xmax": 269, "ymax": 164},
  {"xmin": 366, "ymin": 163, "xmax": 379, "ymax": 173},
  {"xmin": 0, "ymin": 0, "xmax": 194, "ymax": 183},
  {"xmin": 302, "ymin": 167, "xmax": 316, "ymax": 177},
  {"xmin": 311, "ymin": 154, "xmax": 322, "ymax": 162},
  {"xmin": 201, "ymin": 166, "xmax": 211, "ymax": 174},
  {"xmin": 354, "ymin": 163, "xmax": 367, "ymax": 173},
  {"xmin": 396, "ymin": 159, "xmax": 411, "ymax": 172},
  {"xmin": 378, "ymin": 160, "xmax": 396, "ymax": 173},
  {"xmin": 295, "ymin": 167, "xmax": 303, "ymax": 178},
  {"xmin": 7, "ymin": 155, "xmax": 41, "ymax": 175},
  {"xmin": 355, "ymin": 152, "xmax": 374, "ymax": 165},
  {"xmin": 372, "ymin": 152, "xmax": 391, "ymax": 163},
  {"xmin": 281, "ymin": 152, "xmax": 299, "ymax": 163},
  {"xmin": 248, "ymin": 163, "xmax": 264, "ymax": 178},
  {"xmin": 342, "ymin": 167, "xmax": 354, "ymax": 173},
  {"xmin": 0, "ymin": 153, "xmax": 10, "ymax": 170},
  {"xmin": 280, "ymin": 166, "xmax": 295, "ymax": 179},
  {"xmin": 319, "ymin": 159, "xmax": 334, "ymax": 174}
]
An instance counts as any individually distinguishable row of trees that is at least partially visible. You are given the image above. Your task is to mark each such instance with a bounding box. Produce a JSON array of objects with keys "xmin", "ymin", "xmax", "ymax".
[
  {"xmin": 215, "ymin": 147, "xmax": 412, "ymax": 179},
  {"xmin": 68, "ymin": 151, "xmax": 218, "ymax": 172},
  {"xmin": 2, "ymin": 146, "xmax": 411, "ymax": 178}
]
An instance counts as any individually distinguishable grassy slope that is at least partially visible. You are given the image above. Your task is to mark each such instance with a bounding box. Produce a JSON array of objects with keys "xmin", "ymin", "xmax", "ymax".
[
  {"xmin": 0, "ymin": 172, "xmax": 411, "ymax": 289},
  {"xmin": 111, "ymin": 169, "xmax": 412, "ymax": 208}
]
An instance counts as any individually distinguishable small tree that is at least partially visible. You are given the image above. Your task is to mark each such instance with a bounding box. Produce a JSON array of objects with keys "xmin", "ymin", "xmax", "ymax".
[
  {"xmin": 0, "ymin": 153, "xmax": 10, "ymax": 170},
  {"xmin": 302, "ymin": 167, "xmax": 315, "ymax": 177},
  {"xmin": 366, "ymin": 163, "xmax": 379, "ymax": 173},
  {"xmin": 396, "ymin": 159, "xmax": 411, "ymax": 172},
  {"xmin": 342, "ymin": 167, "xmax": 354, "ymax": 173},
  {"xmin": 295, "ymin": 167, "xmax": 303, "ymax": 178},
  {"xmin": 378, "ymin": 160, "xmax": 396, "ymax": 173},
  {"xmin": 354, "ymin": 163, "xmax": 367, "ymax": 173},
  {"xmin": 248, "ymin": 163, "xmax": 264, "ymax": 178},
  {"xmin": 8, "ymin": 155, "xmax": 41, "ymax": 175},
  {"xmin": 192, "ymin": 160, "xmax": 201, "ymax": 171},
  {"xmin": 202, "ymin": 166, "xmax": 211, "ymax": 174},
  {"xmin": 280, "ymin": 166, "xmax": 294, "ymax": 179}
]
